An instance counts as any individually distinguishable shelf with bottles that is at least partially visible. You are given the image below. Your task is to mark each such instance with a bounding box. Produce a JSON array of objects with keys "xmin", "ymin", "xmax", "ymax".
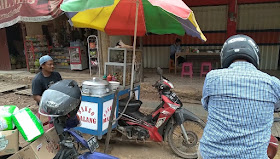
[
  {"xmin": 25, "ymin": 41, "xmax": 49, "ymax": 47},
  {"xmin": 88, "ymin": 40, "xmax": 98, "ymax": 64},
  {"xmin": 89, "ymin": 49, "xmax": 98, "ymax": 59},
  {"xmin": 87, "ymin": 35, "xmax": 100, "ymax": 76},
  {"xmin": 50, "ymin": 47, "xmax": 70, "ymax": 69},
  {"xmin": 24, "ymin": 35, "xmax": 50, "ymax": 73},
  {"xmin": 25, "ymin": 41, "xmax": 50, "ymax": 54}
]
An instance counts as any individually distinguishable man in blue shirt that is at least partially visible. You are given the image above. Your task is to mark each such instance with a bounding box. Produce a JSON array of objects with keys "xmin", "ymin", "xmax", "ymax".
[
  {"xmin": 199, "ymin": 35, "xmax": 280, "ymax": 159},
  {"xmin": 170, "ymin": 38, "xmax": 185, "ymax": 65}
]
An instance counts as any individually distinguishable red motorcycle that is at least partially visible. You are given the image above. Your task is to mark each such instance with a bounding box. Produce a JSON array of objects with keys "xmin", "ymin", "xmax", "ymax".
[
  {"xmin": 114, "ymin": 67, "xmax": 206, "ymax": 158},
  {"xmin": 268, "ymin": 135, "xmax": 278, "ymax": 159},
  {"xmin": 268, "ymin": 115, "xmax": 280, "ymax": 159}
]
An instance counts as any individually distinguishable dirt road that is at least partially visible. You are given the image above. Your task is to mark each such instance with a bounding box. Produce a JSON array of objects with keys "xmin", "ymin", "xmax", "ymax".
[
  {"xmin": 0, "ymin": 70, "xmax": 204, "ymax": 158},
  {"xmin": 1, "ymin": 69, "xmax": 280, "ymax": 158},
  {"xmin": 0, "ymin": 93, "xmax": 183, "ymax": 159},
  {"xmin": 1, "ymin": 92, "xmax": 280, "ymax": 159}
]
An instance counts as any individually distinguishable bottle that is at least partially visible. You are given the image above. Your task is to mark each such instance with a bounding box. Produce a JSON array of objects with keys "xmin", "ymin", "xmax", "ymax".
[
  {"xmin": 89, "ymin": 39, "xmax": 96, "ymax": 49},
  {"xmin": 112, "ymin": 74, "xmax": 117, "ymax": 81},
  {"xmin": 107, "ymin": 74, "xmax": 112, "ymax": 81}
]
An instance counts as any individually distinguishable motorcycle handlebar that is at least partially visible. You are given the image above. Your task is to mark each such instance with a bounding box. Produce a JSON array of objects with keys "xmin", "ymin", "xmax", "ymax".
[
  {"xmin": 178, "ymin": 99, "xmax": 183, "ymax": 107},
  {"xmin": 162, "ymin": 75, "xmax": 168, "ymax": 81},
  {"xmin": 152, "ymin": 81, "xmax": 158, "ymax": 88}
]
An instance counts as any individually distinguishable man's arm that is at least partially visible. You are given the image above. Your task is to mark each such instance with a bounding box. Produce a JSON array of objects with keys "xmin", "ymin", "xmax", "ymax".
[
  {"xmin": 32, "ymin": 78, "xmax": 43, "ymax": 104},
  {"xmin": 201, "ymin": 76, "xmax": 209, "ymax": 111},
  {"xmin": 275, "ymin": 101, "xmax": 280, "ymax": 112},
  {"xmin": 271, "ymin": 76, "xmax": 280, "ymax": 107},
  {"xmin": 33, "ymin": 95, "xmax": 41, "ymax": 104}
]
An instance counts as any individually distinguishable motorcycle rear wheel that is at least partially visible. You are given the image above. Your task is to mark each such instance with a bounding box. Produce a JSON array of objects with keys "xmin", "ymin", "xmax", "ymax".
[{"xmin": 167, "ymin": 120, "xmax": 204, "ymax": 159}]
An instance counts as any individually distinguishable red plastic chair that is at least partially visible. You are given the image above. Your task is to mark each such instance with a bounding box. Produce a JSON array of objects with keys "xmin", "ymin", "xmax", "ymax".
[
  {"xmin": 181, "ymin": 62, "xmax": 193, "ymax": 78},
  {"xmin": 200, "ymin": 62, "xmax": 212, "ymax": 77}
]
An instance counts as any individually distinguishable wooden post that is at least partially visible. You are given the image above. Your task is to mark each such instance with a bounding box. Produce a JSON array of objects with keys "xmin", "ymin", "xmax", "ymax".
[
  {"xmin": 21, "ymin": 23, "xmax": 28, "ymax": 70},
  {"xmin": 98, "ymin": 31, "xmax": 110, "ymax": 75},
  {"xmin": 140, "ymin": 37, "xmax": 144, "ymax": 82},
  {"xmin": 227, "ymin": 0, "xmax": 237, "ymax": 38},
  {"xmin": 0, "ymin": 28, "xmax": 11, "ymax": 70},
  {"xmin": 104, "ymin": 89, "xmax": 119, "ymax": 154},
  {"xmin": 130, "ymin": 0, "xmax": 139, "ymax": 97}
]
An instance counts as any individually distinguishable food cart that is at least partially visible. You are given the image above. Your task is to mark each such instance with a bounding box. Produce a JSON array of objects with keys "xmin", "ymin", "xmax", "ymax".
[
  {"xmin": 75, "ymin": 48, "xmax": 142, "ymax": 138},
  {"xmin": 75, "ymin": 85, "xmax": 140, "ymax": 139}
]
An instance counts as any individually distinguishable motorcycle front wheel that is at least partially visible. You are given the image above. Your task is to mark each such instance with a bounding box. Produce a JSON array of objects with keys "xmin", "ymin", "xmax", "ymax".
[{"xmin": 167, "ymin": 120, "xmax": 204, "ymax": 159}]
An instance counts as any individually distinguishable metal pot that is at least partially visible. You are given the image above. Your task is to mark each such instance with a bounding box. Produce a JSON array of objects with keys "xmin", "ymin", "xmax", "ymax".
[{"xmin": 82, "ymin": 77, "xmax": 110, "ymax": 96}]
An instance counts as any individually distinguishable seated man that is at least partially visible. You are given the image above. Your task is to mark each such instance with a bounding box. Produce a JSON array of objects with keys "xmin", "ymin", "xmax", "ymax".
[
  {"xmin": 32, "ymin": 55, "xmax": 62, "ymax": 105},
  {"xmin": 170, "ymin": 38, "xmax": 185, "ymax": 65}
]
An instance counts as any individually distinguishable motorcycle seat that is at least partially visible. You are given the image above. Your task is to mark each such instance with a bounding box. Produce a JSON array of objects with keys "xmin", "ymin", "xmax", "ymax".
[
  {"xmin": 119, "ymin": 98, "xmax": 142, "ymax": 113},
  {"xmin": 118, "ymin": 99, "xmax": 153, "ymax": 122},
  {"xmin": 120, "ymin": 110, "xmax": 152, "ymax": 122}
]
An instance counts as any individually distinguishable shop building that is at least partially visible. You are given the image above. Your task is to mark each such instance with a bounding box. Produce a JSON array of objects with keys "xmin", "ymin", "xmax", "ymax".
[
  {"xmin": 0, "ymin": 14, "xmax": 98, "ymax": 71},
  {"xmin": 142, "ymin": 0, "xmax": 280, "ymax": 70}
]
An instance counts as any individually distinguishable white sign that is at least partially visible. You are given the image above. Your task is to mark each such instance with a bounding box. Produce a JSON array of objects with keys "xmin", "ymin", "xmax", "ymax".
[
  {"xmin": 70, "ymin": 64, "xmax": 82, "ymax": 70},
  {"xmin": 135, "ymin": 89, "xmax": 139, "ymax": 100},
  {"xmin": 77, "ymin": 101, "xmax": 98, "ymax": 130},
  {"xmin": 102, "ymin": 99, "xmax": 116, "ymax": 131}
]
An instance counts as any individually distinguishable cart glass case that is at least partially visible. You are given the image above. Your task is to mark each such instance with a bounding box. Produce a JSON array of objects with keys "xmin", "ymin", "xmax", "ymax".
[{"xmin": 105, "ymin": 48, "xmax": 141, "ymax": 88}]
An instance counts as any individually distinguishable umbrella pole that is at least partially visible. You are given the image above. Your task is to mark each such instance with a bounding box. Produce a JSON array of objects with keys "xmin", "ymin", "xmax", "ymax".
[{"xmin": 130, "ymin": 0, "xmax": 139, "ymax": 97}]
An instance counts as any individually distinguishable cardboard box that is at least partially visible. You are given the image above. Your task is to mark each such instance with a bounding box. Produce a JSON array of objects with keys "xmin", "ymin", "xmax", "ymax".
[
  {"xmin": 8, "ymin": 128, "xmax": 59, "ymax": 159},
  {"xmin": 6, "ymin": 153, "xmax": 21, "ymax": 159},
  {"xmin": 0, "ymin": 129, "xmax": 19, "ymax": 156},
  {"xmin": 8, "ymin": 146, "xmax": 35, "ymax": 159}
]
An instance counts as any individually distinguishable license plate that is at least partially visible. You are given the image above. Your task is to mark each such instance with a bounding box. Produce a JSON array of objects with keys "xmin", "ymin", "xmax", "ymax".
[{"xmin": 87, "ymin": 136, "xmax": 99, "ymax": 153}]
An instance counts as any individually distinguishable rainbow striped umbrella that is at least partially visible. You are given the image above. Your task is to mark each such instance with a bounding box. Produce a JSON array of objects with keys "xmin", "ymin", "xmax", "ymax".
[
  {"xmin": 62, "ymin": 0, "xmax": 206, "ymax": 95},
  {"xmin": 62, "ymin": 0, "xmax": 207, "ymax": 41}
]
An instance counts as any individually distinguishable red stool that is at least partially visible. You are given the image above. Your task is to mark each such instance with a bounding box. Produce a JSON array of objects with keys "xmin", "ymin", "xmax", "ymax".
[
  {"xmin": 200, "ymin": 62, "xmax": 212, "ymax": 77},
  {"xmin": 37, "ymin": 112, "xmax": 53, "ymax": 129},
  {"xmin": 181, "ymin": 62, "xmax": 193, "ymax": 78}
]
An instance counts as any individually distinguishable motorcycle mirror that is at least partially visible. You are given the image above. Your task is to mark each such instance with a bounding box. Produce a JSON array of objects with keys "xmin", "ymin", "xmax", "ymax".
[{"xmin": 156, "ymin": 67, "xmax": 163, "ymax": 76}]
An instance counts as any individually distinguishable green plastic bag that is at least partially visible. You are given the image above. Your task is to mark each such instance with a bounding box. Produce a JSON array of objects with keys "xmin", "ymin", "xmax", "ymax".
[
  {"xmin": 12, "ymin": 107, "xmax": 44, "ymax": 142},
  {"xmin": 0, "ymin": 105, "xmax": 19, "ymax": 131}
]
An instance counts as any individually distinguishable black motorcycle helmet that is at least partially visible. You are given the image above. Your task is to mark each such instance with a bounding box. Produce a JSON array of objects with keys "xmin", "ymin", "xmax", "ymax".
[
  {"xmin": 221, "ymin": 34, "xmax": 260, "ymax": 68},
  {"xmin": 39, "ymin": 80, "xmax": 81, "ymax": 117}
]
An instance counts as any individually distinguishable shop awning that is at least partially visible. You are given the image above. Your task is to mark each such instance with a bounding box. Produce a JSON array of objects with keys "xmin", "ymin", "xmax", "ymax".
[{"xmin": 0, "ymin": 0, "xmax": 63, "ymax": 29}]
